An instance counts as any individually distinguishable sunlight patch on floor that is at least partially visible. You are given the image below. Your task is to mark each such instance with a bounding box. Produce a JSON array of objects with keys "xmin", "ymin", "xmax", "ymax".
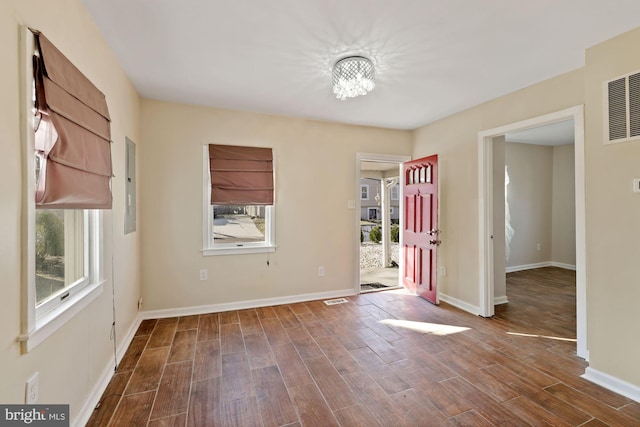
[
  {"xmin": 507, "ymin": 331, "xmax": 577, "ymax": 342},
  {"xmin": 380, "ymin": 319, "xmax": 471, "ymax": 335}
]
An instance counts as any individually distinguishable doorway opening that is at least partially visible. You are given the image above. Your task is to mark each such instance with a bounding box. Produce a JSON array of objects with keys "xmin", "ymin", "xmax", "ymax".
[
  {"xmin": 355, "ymin": 153, "xmax": 410, "ymax": 294},
  {"xmin": 478, "ymin": 106, "xmax": 587, "ymax": 360}
]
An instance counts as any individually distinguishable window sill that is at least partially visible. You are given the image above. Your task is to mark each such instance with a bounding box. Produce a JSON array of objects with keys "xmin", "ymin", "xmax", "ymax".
[
  {"xmin": 202, "ymin": 245, "xmax": 276, "ymax": 256},
  {"xmin": 18, "ymin": 281, "xmax": 104, "ymax": 353}
]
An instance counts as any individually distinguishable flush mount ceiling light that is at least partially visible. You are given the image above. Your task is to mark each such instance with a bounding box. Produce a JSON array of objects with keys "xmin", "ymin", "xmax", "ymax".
[{"xmin": 332, "ymin": 56, "xmax": 375, "ymax": 100}]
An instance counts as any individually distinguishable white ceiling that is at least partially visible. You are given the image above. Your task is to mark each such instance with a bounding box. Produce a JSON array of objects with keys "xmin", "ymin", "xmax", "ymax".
[
  {"xmin": 505, "ymin": 119, "xmax": 575, "ymax": 146},
  {"xmin": 82, "ymin": 0, "xmax": 640, "ymax": 130}
]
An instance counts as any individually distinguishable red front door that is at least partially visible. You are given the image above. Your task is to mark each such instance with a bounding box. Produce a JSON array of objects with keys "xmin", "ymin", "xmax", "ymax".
[{"xmin": 402, "ymin": 155, "xmax": 439, "ymax": 304}]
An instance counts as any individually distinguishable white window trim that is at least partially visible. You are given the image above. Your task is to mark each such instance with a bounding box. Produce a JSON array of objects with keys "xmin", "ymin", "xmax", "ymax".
[
  {"xmin": 201, "ymin": 146, "xmax": 276, "ymax": 256},
  {"xmin": 18, "ymin": 27, "xmax": 104, "ymax": 353},
  {"xmin": 360, "ymin": 184, "xmax": 369, "ymax": 200}
]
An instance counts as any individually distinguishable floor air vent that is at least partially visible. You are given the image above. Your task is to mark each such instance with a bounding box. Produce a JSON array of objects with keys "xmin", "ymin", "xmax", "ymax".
[{"xmin": 323, "ymin": 298, "xmax": 349, "ymax": 306}]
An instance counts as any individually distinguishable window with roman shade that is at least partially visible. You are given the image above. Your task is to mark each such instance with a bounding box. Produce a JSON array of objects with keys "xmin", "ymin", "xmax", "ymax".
[
  {"xmin": 33, "ymin": 30, "xmax": 112, "ymax": 209},
  {"xmin": 209, "ymin": 144, "xmax": 274, "ymax": 205},
  {"xmin": 203, "ymin": 144, "xmax": 275, "ymax": 255}
]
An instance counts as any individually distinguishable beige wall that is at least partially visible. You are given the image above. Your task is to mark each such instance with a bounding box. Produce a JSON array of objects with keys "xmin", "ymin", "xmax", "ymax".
[
  {"xmin": 139, "ymin": 100, "xmax": 412, "ymax": 311},
  {"xmin": 412, "ymin": 69, "xmax": 584, "ymax": 307},
  {"xmin": 551, "ymin": 144, "xmax": 576, "ymax": 266},
  {"xmin": 505, "ymin": 143, "xmax": 554, "ymax": 268},
  {"xmin": 505, "ymin": 142, "xmax": 575, "ymax": 269},
  {"xmin": 0, "ymin": 0, "xmax": 141, "ymax": 421},
  {"xmin": 585, "ymin": 27, "xmax": 640, "ymax": 386}
]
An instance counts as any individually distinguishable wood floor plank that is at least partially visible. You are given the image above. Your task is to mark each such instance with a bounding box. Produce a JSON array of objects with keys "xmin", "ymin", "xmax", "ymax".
[
  {"xmin": 342, "ymin": 371, "xmax": 411, "ymax": 427},
  {"xmin": 272, "ymin": 343, "xmax": 314, "ymax": 388},
  {"xmin": 461, "ymin": 366, "xmax": 520, "ymax": 403},
  {"xmin": 390, "ymin": 388, "xmax": 450, "ymax": 427},
  {"xmin": 221, "ymin": 352, "xmax": 254, "ymax": 402},
  {"xmin": 439, "ymin": 375, "xmax": 530, "ymax": 426},
  {"xmin": 86, "ymin": 370, "xmax": 132, "ymax": 427},
  {"xmin": 288, "ymin": 383, "xmax": 340, "ymax": 427},
  {"xmin": 544, "ymin": 382, "xmax": 640, "ymax": 426},
  {"xmin": 220, "ymin": 323, "xmax": 245, "ymax": 354},
  {"xmin": 245, "ymin": 333, "xmax": 276, "ymax": 370},
  {"xmin": 253, "ymin": 365, "xmax": 298, "ymax": 427},
  {"xmin": 188, "ymin": 377, "xmax": 221, "ymax": 427},
  {"xmin": 150, "ymin": 360, "xmax": 192, "ymax": 420},
  {"xmin": 197, "ymin": 314, "xmax": 219, "ymax": 342},
  {"xmin": 581, "ymin": 419, "xmax": 612, "ymax": 427},
  {"xmin": 125, "ymin": 347, "xmax": 170, "ymax": 394},
  {"xmin": 620, "ymin": 402, "xmax": 640, "ymax": 421},
  {"xmin": 313, "ymin": 335, "xmax": 362, "ymax": 376},
  {"xmin": 286, "ymin": 326, "xmax": 323, "ymax": 359},
  {"xmin": 193, "ymin": 339, "xmax": 221, "ymax": 381},
  {"xmin": 219, "ymin": 310, "xmax": 240, "ymax": 324},
  {"xmin": 238, "ymin": 309, "xmax": 262, "ymax": 336},
  {"xmin": 482, "ymin": 364, "xmax": 591, "ymax": 425},
  {"xmin": 399, "ymin": 373, "xmax": 471, "ymax": 418},
  {"xmin": 260, "ymin": 317, "xmax": 291, "ymax": 347},
  {"xmin": 117, "ymin": 335, "xmax": 149, "ymax": 372},
  {"xmin": 288, "ymin": 302, "xmax": 311, "ymax": 315},
  {"xmin": 273, "ymin": 304, "xmax": 301, "ymax": 328},
  {"xmin": 303, "ymin": 355, "xmax": 358, "ymax": 410},
  {"xmin": 167, "ymin": 329, "xmax": 197, "ymax": 363},
  {"xmin": 334, "ymin": 404, "xmax": 383, "ymax": 427},
  {"xmin": 255, "ymin": 305, "xmax": 277, "ymax": 319},
  {"xmin": 148, "ymin": 413, "xmax": 186, "ymax": 427},
  {"xmin": 450, "ymin": 410, "xmax": 495, "ymax": 427},
  {"xmin": 296, "ymin": 313, "xmax": 332, "ymax": 339},
  {"xmin": 135, "ymin": 319, "xmax": 157, "ymax": 336},
  {"xmin": 220, "ymin": 397, "xmax": 264, "ymax": 427},
  {"xmin": 108, "ymin": 390, "xmax": 155, "ymax": 427},
  {"xmin": 501, "ymin": 396, "xmax": 572, "ymax": 427},
  {"xmin": 176, "ymin": 315, "xmax": 199, "ymax": 331},
  {"xmin": 147, "ymin": 317, "xmax": 178, "ymax": 348}
]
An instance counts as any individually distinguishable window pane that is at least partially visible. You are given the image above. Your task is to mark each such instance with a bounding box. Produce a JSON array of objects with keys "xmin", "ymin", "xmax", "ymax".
[
  {"xmin": 35, "ymin": 209, "xmax": 84, "ymax": 304},
  {"xmin": 213, "ymin": 205, "xmax": 267, "ymax": 244}
]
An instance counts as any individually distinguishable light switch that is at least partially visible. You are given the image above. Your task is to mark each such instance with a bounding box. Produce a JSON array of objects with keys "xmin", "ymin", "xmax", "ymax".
[
  {"xmin": 633, "ymin": 178, "xmax": 640, "ymax": 193},
  {"xmin": 347, "ymin": 200, "xmax": 356, "ymax": 209}
]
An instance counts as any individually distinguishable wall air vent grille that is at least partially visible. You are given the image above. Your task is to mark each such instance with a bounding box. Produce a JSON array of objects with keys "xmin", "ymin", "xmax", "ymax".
[
  {"xmin": 605, "ymin": 70, "xmax": 640, "ymax": 144},
  {"xmin": 629, "ymin": 72, "xmax": 640, "ymax": 138}
]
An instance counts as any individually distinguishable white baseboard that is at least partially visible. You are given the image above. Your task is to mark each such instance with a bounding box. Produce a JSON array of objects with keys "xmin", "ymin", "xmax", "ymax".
[
  {"xmin": 506, "ymin": 261, "xmax": 576, "ymax": 273},
  {"xmin": 439, "ymin": 293, "xmax": 481, "ymax": 316},
  {"xmin": 551, "ymin": 262, "xmax": 576, "ymax": 270},
  {"xmin": 582, "ymin": 367, "xmax": 640, "ymax": 404},
  {"xmin": 506, "ymin": 262, "xmax": 551, "ymax": 273},
  {"xmin": 74, "ymin": 313, "xmax": 143, "ymax": 427},
  {"xmin": 141, "ymin": 288, "xmax": 357, "ymax": 320},
  {"xmin": 494, "ymin": 296, "xmax": 509, "ymax": 305}
]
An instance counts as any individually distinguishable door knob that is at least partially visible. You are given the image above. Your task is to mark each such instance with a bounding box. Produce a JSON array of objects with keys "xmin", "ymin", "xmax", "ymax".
[{"xmin": 429, "ymin": 239, "xmax": 441, "ymax": 245}]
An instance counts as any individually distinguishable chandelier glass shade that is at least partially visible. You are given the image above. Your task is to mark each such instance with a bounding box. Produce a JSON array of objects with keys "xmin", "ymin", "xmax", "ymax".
[{"xmin": 332, "ymin": 56, "xmax": 375, "ymax": 100}]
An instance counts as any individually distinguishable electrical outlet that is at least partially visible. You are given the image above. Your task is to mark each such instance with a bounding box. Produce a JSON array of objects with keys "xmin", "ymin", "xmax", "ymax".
[
  {"xmin": 200, "ymin": 269, "xmax": 208, "ymax": 281},
  {"xmin": 318, "ymin": 266, "xmax": 325, "ymax": 277},
  {"xmin": 536, "ymin": 243, "xmax": 541, "ymax": 251},
  {"xmin": 440, "ymin": 266, "xmax": 446, "ymax": 277},
  {"xmin": 25, "ymin": 372, "xmax": 38, "ymax": 404}
]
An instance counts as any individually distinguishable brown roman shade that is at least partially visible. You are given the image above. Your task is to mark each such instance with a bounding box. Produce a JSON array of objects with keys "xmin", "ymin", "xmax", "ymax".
[
  {"xmin": 209, "ymin": 144, "xmax": 274, "ymax": 205},
  {"xmin": 33, "ymin": 31, "xmax": 112, "ymax": 209}
]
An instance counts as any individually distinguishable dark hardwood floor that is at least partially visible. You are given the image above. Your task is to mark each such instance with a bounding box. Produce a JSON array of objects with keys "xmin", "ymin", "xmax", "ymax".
[{"xmin": 87, "ymin": 267, "xmax": 640, "ymax": 426}]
